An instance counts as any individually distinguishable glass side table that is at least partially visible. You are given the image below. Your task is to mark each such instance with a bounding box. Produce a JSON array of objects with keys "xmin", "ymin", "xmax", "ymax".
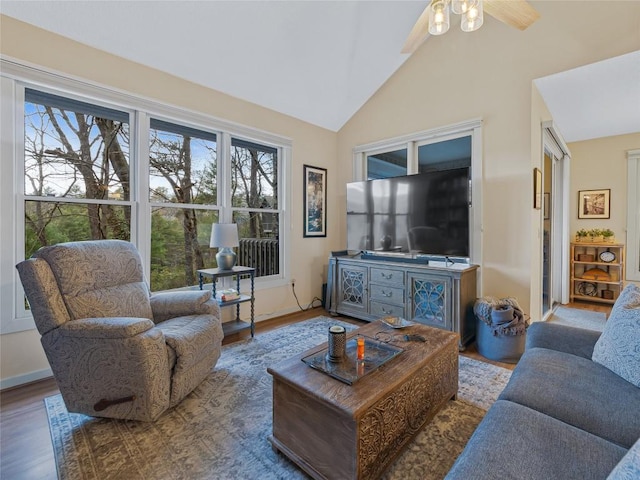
[{"xmin": 197, "ymin": 266, "xmax": 256, "ymax": 338}]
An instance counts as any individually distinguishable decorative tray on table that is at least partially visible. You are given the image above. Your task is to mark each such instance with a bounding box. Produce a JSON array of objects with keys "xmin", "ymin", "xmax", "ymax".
[
  {"xmin": 301, "ymin": 335, "xmax": 403, "ymax": 385},
  {"xmin": 381, "ymin": 316, "xmax": 415, "ymax": 329}
]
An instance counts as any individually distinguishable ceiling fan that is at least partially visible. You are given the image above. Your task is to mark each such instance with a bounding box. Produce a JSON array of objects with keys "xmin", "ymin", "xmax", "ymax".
[{"xmin": 402, "ymin": 0, "xmax": 540, "ymax": 54}]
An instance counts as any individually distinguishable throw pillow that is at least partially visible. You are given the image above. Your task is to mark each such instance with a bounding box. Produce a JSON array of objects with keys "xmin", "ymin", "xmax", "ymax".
[
  {"xmin": 607, "ymin": 437, "xmax": 640, "ymax": 480},
  {"xmin": 592, "ymin": 283, "xmax": 640, "ymax": 388}
]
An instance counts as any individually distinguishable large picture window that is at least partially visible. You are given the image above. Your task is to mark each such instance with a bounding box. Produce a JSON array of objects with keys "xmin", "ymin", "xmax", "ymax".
[{"xmin": 1, "ymin": 66, "xmax": 290, "ymax": 334}]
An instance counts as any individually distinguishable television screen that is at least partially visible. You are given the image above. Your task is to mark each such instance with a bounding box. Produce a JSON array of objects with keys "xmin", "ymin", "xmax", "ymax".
[{"xmin": 346, "ymin": 169, "xmax": 470, "ymax": 258}]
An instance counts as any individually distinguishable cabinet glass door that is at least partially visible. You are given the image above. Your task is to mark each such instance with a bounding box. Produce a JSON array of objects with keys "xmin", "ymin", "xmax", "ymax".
[
  {"xmin": 408, "ymin": 273, "xmax": 451, "ymax": 329},
  {"xmin": 337, "ymin": 264, "xmax": 368, "ymax": 314}
]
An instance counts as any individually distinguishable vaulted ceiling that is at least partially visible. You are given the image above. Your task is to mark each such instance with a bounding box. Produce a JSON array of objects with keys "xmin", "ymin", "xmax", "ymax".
[{"xmin": 2, "ymin": 1, "xmax": 638, "ymax": 141}]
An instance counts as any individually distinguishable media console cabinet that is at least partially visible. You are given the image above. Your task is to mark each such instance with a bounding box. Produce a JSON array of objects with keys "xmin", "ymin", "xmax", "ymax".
[{"xmin": 327, "ymin": 254, "xmax": 478, "ymax": 350}]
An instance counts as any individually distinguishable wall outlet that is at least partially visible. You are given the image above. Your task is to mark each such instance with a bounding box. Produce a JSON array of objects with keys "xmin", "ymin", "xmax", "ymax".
[{"xmin": 291, "ymin": 278, "xmax": 296, "ymax": 286}]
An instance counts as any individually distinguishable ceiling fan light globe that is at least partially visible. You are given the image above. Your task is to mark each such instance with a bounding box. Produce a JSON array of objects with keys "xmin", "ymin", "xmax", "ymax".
[
  {"xmin": 461, "ymin": 0, "xmax": 483, "ymax": 32},
  {"xmin": 451, "ymin": 0, "xmax": 472, "ymax": 15},
  {"xmin": 429, "ymin": 0, "xmax": 450, "ymax": 35}
]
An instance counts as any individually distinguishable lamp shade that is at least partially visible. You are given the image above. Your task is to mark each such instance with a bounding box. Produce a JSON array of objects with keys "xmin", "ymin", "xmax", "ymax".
[{"xmin": 210, "ymin": 223, "xmax": 239, "ymax": 248}]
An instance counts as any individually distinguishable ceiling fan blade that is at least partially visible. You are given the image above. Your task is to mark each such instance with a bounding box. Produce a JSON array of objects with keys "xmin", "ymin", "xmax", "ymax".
[
  {"xmin": 401, "ymin": 4, "xmax": 431, "ymax": 54},
  {"xmin": 484, "ymin": 0, "xmax": 540, "ymax": 31}
]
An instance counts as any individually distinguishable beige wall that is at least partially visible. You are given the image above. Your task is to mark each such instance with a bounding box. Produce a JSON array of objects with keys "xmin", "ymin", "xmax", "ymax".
[
  {"xmin": 337, "ymin": 1, "xmax": 640, "ymax": 319},
  {"xmin": 2, "ymin": 2, "xmax": 640, "ymax": 386},
  {"xmin": 569, "ymin": 133, "xmax": 640, "ymax": 285},
  {"xmin": 0, "ymin": 15, "xmax": 337, "ymax": 385}
]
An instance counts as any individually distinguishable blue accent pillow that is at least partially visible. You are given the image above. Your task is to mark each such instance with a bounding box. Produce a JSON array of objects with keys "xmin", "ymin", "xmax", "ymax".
[
  {"xmin": 607, "ymin": 437, "xmax": 640, "ymax": 480},
  {"xmin": 592, "ymin": 283, "xmax": 640, "ymax": 388}
]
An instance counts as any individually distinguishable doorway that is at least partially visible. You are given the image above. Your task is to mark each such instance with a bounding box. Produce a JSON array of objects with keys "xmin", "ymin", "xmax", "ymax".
[{"xmin": 542, "ymin": 124, "xmax": 571, "ymax": 319}]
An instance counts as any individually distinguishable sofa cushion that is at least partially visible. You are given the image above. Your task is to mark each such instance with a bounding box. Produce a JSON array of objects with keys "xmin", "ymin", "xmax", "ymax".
[
  {"xmin": 608, "ymin": 437, "xmax": 640, "ymax": 480},
  {"xmin": 592, "ymin": 283, "xmax": 640, "ymax": 388},
  {"xmin": 526, "ymin": 322, "xmax": 601, "ymax": 359},
  {"xmin": 499, "ymin": 347, "xmax": 640, "ymax": 448},
  {"xmin": 445, "ymin": 400, "xmax": 626, "ymax": 480}
]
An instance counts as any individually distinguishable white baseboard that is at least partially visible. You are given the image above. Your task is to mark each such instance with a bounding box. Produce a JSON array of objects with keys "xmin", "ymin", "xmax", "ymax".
[{"xmin": 0, "ymin": 367, "xmax": 53, "ymax": 391}]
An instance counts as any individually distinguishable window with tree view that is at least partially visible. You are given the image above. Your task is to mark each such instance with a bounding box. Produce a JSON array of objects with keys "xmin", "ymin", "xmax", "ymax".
[
  {"xmin": 21, "ymin": 88, "xmax": 284, "ymax": 300},
  {"xmin": 231, "ymin": 138, "xmax": 279, "ymax": 278},
  {"xmin": 149, "ymin": 119, "xmax": 219, "ymax": 291},
  {"xmin": 24, "ymin": 89, "xmax": 131, "ymax": 259}
]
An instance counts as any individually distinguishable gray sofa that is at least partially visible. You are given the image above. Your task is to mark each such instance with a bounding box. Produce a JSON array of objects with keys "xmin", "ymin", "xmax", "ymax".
[{"xmin": 447, "ymin": 284, "xmax": 640, "ymax": 480}]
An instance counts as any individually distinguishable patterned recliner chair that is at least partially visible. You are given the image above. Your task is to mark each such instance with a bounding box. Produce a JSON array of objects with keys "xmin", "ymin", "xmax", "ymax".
[{"xmin": 16, "ymin": 239, "xmax": 224, "ymax": 421}]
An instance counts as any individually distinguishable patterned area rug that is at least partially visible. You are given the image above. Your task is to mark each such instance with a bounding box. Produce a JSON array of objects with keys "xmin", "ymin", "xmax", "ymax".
[
  {"xmin": 548, "ymin": 306, "xmax": 607, "ymax": 332},
  {"xmin": 45, "ymin": 317, "xmax": 512, "ymax": 480}
]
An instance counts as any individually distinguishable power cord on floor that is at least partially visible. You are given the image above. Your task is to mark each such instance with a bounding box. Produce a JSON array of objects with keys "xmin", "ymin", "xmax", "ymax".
[{"xmin": 291, "ymin": 283, "xmax": 323, "ymax": 311}]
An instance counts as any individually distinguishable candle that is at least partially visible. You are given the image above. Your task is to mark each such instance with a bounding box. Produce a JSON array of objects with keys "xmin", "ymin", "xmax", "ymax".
[
  {"xmin": 328, "ymin": 325, "xmax": 347, "ymax": 361},
  {"xmin": 357, "ymin": 336, "xmax": 365, "ymax": 360}
]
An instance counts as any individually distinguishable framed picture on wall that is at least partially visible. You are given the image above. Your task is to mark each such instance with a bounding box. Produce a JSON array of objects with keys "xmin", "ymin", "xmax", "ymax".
[
  {"xmin": 533, "ymin": 168, "xmax": 542, "ymax": 209},
  {"xmin": 303, "ymin": 165, "xmax": 327, "ymax": 237},
  {"xmin": 578, "ymin": 189, "xmax": 610, "ymax": 219}
]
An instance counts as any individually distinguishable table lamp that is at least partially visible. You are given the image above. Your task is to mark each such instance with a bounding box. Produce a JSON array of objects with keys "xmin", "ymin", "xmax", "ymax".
[{"xmin": 210, "ymin": 223, "xmax": 239, "ymax": 270}]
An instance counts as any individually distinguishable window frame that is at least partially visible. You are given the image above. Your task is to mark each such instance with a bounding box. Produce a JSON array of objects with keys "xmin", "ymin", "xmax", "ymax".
[
  {"xmin": 352, "ymin": 119, "xmax": 483, "ymax": 290},
  {"xmin": 627, "ymin": 149, "xmax": 640, "ymax": 281},
  {"xmin": 1, "ymin": 58, "xmax": 292, "ymax": 334}
]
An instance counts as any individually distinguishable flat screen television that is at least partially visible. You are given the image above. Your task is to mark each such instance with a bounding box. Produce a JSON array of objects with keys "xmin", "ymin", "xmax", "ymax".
[{"xmin": 346, "ymin": 169, "xmax": 470, "ymax": 258}]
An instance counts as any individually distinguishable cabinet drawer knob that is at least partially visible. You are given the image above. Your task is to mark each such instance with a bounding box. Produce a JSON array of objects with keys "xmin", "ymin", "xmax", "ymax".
[
  {"xmin": 382, "ymin": 307, "xmax": 392, "ymax": 314},
  {"xmin": 382, "ymin": 290, "xmax": 392, "ymax": 297},
  {"xmin": 381, "ymin": 272, "xmax": 393, "ymax": 280}
]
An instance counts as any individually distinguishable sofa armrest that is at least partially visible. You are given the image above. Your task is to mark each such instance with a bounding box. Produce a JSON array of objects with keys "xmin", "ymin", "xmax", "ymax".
[
  {"xmin": 57, "ymin": 317, "xmax": 155, "ymax": 339},
  {"xmin": 526, "ymin": 322, "xmax": 601, "ymax": 359},
  {"xmin": 150, "ymin": 290, "xmax": 220, "ymax": 323}
]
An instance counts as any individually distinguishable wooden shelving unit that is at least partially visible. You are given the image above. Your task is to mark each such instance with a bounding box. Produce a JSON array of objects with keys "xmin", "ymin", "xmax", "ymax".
[{"xmin": 570, "ymin": 242, "xmax": 624, "ymax": 304}]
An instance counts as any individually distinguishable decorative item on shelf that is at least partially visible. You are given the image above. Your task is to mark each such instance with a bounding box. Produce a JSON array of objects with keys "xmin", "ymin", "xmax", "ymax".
[
  {"xmin": 588, "ymin": 228, "xmax": 603, "ymax": 243},
  {"xmin": 602, "ymin": 228, "xmax": 615, "ymax": 243},
  {"xmin": 210, "ymin": 223, "xmax": 239, "ymax": 270},
  {"xmin": 577, "ymin": 282, "xmax": 598, "ymax": 296},
  {"xmin": 602, "ymin": 290, "xmax": 615, "ymax": 300},
  {"xmin": 575, "ymin": 229, "xmax": 589, "ymax": 243},
  {"xmin": 215, "ymin": 288, "xmax": 240, "ymax": 303},
  {"xmin": 581, "ymin": 268, "xmax": 611, "ymax": 281},
  {"xmin": 599, "ymin": 250, "xmax": 616, "ymax": 263}
]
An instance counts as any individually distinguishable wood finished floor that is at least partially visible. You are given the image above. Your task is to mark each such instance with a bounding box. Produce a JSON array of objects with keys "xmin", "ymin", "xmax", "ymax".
[{"xmin": 0, "ymin": 302, "xmax": 610, "ymax": 479}]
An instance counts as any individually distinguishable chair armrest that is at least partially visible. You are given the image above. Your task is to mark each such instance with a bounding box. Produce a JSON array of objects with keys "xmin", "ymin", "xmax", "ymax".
[
  {"xmin": 150, "ymin": 290, "xmax": 220, "ymax": 323},
  {"xmin": 57, "ymin": 317, "xmax": 155, "ymax": 339}
]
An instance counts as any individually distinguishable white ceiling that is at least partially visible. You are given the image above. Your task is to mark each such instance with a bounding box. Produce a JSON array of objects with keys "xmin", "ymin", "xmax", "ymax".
[
  {"xmin": 535, "ymin": 50, "xmax": 640, "ymax": 143},
  {"xmin": 2, "ymin": 1, "xmax": 639, "ymax": 141}
]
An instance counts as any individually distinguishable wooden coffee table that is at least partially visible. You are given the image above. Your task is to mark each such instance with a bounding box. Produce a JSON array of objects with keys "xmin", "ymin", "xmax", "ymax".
[{"xmin": 267, "ymin": 320, "xmax": 458, "ymax": 480}]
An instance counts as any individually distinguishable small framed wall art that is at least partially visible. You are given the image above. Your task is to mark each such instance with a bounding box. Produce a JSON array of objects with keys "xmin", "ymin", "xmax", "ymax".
[
  {"xmin": 303, "ymin": 165, "xmax": 327, "ymax": 237},
  {"xmin": 578, "ymin": 189, "xmax": 610, "ymax": 219},
  {"xmin": 533, "ymin": 168, "xmax": 542, "ymax": 210}
]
